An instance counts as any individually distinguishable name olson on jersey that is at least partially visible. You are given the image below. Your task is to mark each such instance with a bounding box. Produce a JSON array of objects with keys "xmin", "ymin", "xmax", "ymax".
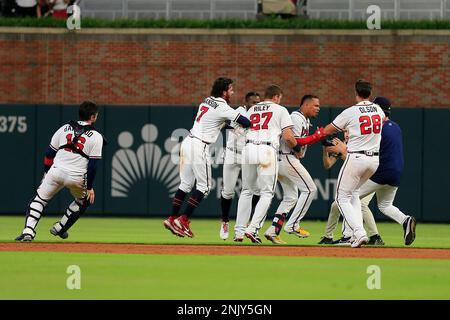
[{"xmin": 359, "ymin": 106, "xmax": 378, "ymax": 113}]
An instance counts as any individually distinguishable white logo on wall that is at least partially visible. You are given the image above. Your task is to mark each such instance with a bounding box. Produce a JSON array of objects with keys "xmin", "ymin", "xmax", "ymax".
[
  {"xmin": 66, "ymin": 4, "xmax": 81, "ymax": 30},
  {"xmin": 111, "ymin": 124, "xmax": 181, "ymax": 198}
]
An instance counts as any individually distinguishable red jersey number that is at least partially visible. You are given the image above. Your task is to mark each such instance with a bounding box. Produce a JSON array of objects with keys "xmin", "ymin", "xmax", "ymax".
[
  {"xmin": 196, "ymin": 106, "xmax": 209, "ymax": 122},
  {"xmin": 250, "ymin": 112, "xmax": 273, "ymax": 130},
  {"xmin": 359, "ymin": 115, "xmax": 382, "ymax": 135},
  {"xmin": 64, "ymin": 134, "xmax": 86, "ymax": 152}
]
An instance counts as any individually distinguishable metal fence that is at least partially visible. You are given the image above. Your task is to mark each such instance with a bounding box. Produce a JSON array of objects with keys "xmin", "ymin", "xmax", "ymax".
[
  {"xmin": 79, "ymin": 0, "xmax": 258, "ymax": 20},
  {"xmin": 306, "ymin": 0, "xmax": 450, "ymax": 20}
]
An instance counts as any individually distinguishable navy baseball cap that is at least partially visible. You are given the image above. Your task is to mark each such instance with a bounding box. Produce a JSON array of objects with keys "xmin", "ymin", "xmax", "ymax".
[{"xmin": 373, "ymin": 96, "xmax": 391, "ymax": 115}]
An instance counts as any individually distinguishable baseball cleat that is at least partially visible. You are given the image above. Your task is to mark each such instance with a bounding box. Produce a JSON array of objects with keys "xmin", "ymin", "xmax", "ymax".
[
  {"xmin": 285, "ymin": 227, "xmax": 310, "ymax": 238},
  {"xmin": 403, "ymin": 216, "xmax": 416, "ymax": 246},
  {"xmin": 264, "ymin": 226, "xmax": 287, "ymax": 244},
  {"xmin": 50, "ymin": 224, "xmax": 69, "ymax": 239},
  {"xmin": 351, "ymin": 235, "xmax": 369, "ymax": 248},
  {"xmin": 233, "ymin": 235, "xmax": 244, "ymax": 242},
  {"xmin": 318, "ymin": 236, "xmax": 334, "ymax": 245},
  {"xmin": 244, "ymin": 231, "xmax": 262, "ymax": 244},
  {"xmin": 331, "ymin": 236, "xmax": 352, "ymax": 246},
  {"xmin": 367, "ymin": 234, "xmax": 385, "ymax": 246},
  {"xmin": 15, "ymin": 233, "xmax": 33, "ymax": 242},
  {"xmin": 174, "ymin": 215, "xmax": 194, "ymax": 238},
  {"xmin": 163, "ymin": 216, "xmax": 185, "ymax": 237},
  {"xmin": 219, "ymin": 221, "xmax": 229, "ymax": 240}
]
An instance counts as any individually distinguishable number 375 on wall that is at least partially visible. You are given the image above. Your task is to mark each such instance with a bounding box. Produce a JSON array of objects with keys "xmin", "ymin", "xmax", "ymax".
[{"xmin": 0, "ymin": 116, "xmax": 27, "ymax": 133}]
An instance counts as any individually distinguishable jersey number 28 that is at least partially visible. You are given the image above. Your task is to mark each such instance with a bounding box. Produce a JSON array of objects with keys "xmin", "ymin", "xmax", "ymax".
[
  {"xmin": 359, "ymin": 115, "xmax": 381, "ymax": 135},
  {"xmin": 250, "ymin": 112, "xmax": 273, "ymax": 130}
]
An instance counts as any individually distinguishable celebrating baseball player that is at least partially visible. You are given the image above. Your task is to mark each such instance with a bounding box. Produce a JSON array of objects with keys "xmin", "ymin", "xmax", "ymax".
[
  {"xmin": 299, "ymin": 80, "xmax": 386, "ymax": 248},
  {"xmin": 318, "ymin": 130, "xmax": 384, "ymax": 245},
  {"xmin": 235, "ymin": 85, "xmax": 303, "ymax": 243},
  {"xmin": 163, "ymin": 77, "xmax": 251, "ymax": 238},
  {"xmin": 16, "ymin": 101, "xmax": 105, "ymax": 241},
  {"xmin": 220, "ymin": 91, "xmax": 261, "ymax": 241},
  {"xmin": 263, "ymin": 94, "xmax": 320, "ymax": 244}
]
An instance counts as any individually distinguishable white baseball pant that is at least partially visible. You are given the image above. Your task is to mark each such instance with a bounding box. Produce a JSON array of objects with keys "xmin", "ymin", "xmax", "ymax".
[
  {"xmin": 221, "ymin": 148, "xmax": 242, "ymax": 200},
  {"xmin": 276, "ymin": 154, "xmax": 317, "ymax": 232},
  {"xmin": 236, "ymin": 143, "xmax": 278, "ymax": 235},
  {"xmin": 359, "ymin": 179, "xmax": 408, "ymax": 225},
  {"xmin": 178, "ymin": 135, "xmax": 212, "ymax": 196},
  {"xmin": 335, "ymin": 153, "xmax": 379, "ymax": 240},
  {"xmin": 324, "ymin": 192, "xmax": 379, "ymax": 239}
]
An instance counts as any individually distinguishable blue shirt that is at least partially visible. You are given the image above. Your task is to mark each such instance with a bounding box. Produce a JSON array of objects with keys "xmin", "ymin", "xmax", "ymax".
[{"xmin": 370, "ymin": 120, "xmax": 404, "ymax": 187}]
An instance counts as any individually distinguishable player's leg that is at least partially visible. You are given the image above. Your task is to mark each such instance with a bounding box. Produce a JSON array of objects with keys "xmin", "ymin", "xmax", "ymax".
[
  {"xmin": 220, "ymin": 154, "xmax": 241, "ymax": 240},
  {"xmin": 174, "ymin": 141, "xmax": 212, "ymax": 237},
  {"xmin": 245, "ymin": 145, "xmax": 278, "ymax": 243},
  {"xmin": 319, "ymin": 201, "xmax": 340, "ymax": 244},
  {"xmin": 164, "ymin": 138, "xmax": 195, "ymax": 237},
  {"xmin": 16, "ymin": 169, "xmax": 63, "ymax": 241},
  {"xmin": 284, "ymin": 159, "xmax": 317, "ymax": 237},
  {"xmin": 235, "ymin": 145, "xmax": 258, "ymax": 241},
  {"xmin": 264, "ymin": 163, "xmax": 295, "ymax": 244},
  {"xmin": 335, "ymin": 155, "xmax": 369, "ymax": 247},
  {"xmin": 375, "ymin": 184, "xmax": 416, "ymax": 245},
  {"xmin": 359, "ymin": 192, "xmax": 384, "ymax": 244}
]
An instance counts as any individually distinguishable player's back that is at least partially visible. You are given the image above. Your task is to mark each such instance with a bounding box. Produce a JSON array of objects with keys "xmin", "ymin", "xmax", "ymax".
[
  {"xmin": 246, "ymin": 101, "xmax": 292, "ymax": 150},
  {"xmin": 332, "ymin": 101, "xmax": 385, "ymax": 152},
  {"xmin": 50, "ymin": 122, "xmax": 103, "ymax": 174},
  {"xmin": 190, "ymin": 96, "xmax": 239, "ymax": 144}
]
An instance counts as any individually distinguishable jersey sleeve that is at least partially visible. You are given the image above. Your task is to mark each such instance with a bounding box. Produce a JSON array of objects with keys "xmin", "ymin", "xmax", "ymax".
[
  {"xmin": 280, "ymin": 107, "xmax": 294, "ymax": 130},
  {"xmin": 332, "ymin": 108, "xmax": 351, "ymax": 131},
  {"xmin": 291, "ymin": 113, "xmax": 305, "ymax": 137},
  {"xmin": 87, "ymin": 133, "xmax": 104, "ymax": 159},
  {"xmin": 49, "ymin": 126, "xmax": 65, "ymax": 150},
  {"xmin": 222, "ymin": 105, "xmax": 241, "ymax": 122}
]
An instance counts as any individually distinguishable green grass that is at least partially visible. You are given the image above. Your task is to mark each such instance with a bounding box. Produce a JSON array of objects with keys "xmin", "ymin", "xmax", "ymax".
[
  {"xmin": 1, "ymin": 216, "xmax": 449, "ymax": 248},
  {"xmin": 1, "ymin": 216, "xmax": 450, "ymax": 299},
  {"xmin": 1, "ymin": 17, "xmax": 450, "ymax": 29}
]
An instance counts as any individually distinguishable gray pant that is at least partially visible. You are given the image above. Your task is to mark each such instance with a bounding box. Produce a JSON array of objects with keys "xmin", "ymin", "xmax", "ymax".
[{"xmin": 323, "ymin": 193, "xmax": 379, "ymax": 239}]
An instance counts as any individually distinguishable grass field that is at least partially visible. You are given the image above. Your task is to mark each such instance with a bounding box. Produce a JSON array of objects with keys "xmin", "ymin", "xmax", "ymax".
[{"xmin": 1, "ymin": 216, "xmax": 450, "ymax": 300}]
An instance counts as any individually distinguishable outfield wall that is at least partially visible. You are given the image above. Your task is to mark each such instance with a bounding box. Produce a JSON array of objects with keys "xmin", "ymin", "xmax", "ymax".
[{"xmin": 0, "ymin": 104, "xmax": 448, "ymax": 222}]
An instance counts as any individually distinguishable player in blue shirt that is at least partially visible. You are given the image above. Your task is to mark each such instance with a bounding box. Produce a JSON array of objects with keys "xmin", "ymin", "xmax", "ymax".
[{"xmin": 358, "ymin": 96, "xmax": 416, "ymax": 245}]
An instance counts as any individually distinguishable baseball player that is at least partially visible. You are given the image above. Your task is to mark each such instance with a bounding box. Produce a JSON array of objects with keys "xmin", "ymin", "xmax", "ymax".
[
  {"xmin": 220, "ymin": 91, "xmax": 261, "ymax": 241},
  {"xmin": 15, "ymin": 101, "xmax": 104, "ymax": 241},
  {"xmin": 319, "ymin": 131, "xmax": 384, "ymax": 245},
  {"xmin": 300, "ymin": 80, "xmax": 386, "ymax": 248},
  {"xmin": 235, "ymin": 85, "xmax": 308, "ymax": 243},
  {"xmin": 163, "ymin": 77, "xmax": 251, "ymax": 238},
  {"xmin": 264, "ymin": 94, "xmax": 320, "ymax": 244}
]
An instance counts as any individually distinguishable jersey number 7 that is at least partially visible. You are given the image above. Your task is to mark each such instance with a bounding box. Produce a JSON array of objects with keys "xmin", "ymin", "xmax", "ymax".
[
  {"xmin": 250, "ymin": 112, "xmax": 273, "ymax": 130},
  {"xmin": 359, "ymin": 115, "xmax": 382, "ymax": 135},
  {"xmin": 196, "ymin": 106, "xmax": 209, "ymax": 122}
]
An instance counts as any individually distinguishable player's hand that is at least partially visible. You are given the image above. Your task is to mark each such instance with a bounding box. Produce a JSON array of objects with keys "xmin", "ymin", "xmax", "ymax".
[
  {"xmin": 87, "ymin": 189, "xmax": 95, "ymax": 205},
  {"xmin": 331, "ymin": 138, "xmax": 342, "ymax": 146}
]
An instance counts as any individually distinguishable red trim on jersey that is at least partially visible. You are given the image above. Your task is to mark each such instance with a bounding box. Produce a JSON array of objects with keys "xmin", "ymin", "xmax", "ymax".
[{"xmin": 331, "ymin": 122, "xmax": 343, "ymax": 132}]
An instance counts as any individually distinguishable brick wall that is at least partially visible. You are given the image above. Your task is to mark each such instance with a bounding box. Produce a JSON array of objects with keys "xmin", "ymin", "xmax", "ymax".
[{"xmin": 0, "ymin": 28, "xmax": 449, "ymax": 107}]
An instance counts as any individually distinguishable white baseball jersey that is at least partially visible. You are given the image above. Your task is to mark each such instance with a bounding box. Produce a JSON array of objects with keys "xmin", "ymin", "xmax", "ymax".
[
  {"xmin": 245, "ymin": 101, "xmax": 293, "ymax": 150},
  {"xmin": 225, "ymin": 106, "xmax": 247, "ymax": 153},
  {"xmin": 279, "ymin": 111, "xmax": 311, "ymax": 158},
  {"xmin": 49, "ymin": 121, "xmax": 103, "ymax": 174},
  {"xmin": 190, "ymin": 97, "xmax": 241, "ymax": 144},
  {"xmin": 332, "ymin": 101, "xmax": 385, "ymax": 152}
]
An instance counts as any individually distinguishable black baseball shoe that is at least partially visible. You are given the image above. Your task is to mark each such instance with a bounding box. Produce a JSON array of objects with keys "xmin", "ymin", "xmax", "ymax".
[
  {"xmin": 244, "ymin": 231, "xmax": 262, "ymax": 244},
  {"xmin": 50, "ymin": 224, "xmax": 69, "ymax": 239},
  {"xmin": 318, "ymin": 236, "xmax": 334, "ymax": 244},
  {"xmin": 331, "ymin": 236, "xmax": 352, "ymax": 246},
  {"xmin": 403, "ymin": 216, "xmax": 417, "ymax": 246},
  {"xmin": 367, "ymin": 234, "xmax": 385, "ymax": 246},
  {"xmin": 15, "ymin": 233, "xmax": 33, "ymax": 242}
]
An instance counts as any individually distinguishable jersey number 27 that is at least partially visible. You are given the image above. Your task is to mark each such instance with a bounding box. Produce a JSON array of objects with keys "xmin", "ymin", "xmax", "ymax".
[
  {"xmin": 359, "ymin": 115, "xmax": 381, "ymax": 135},
  {"xmin": 250, "ymin": 112, "xmax": 273, "ymax": 130}
]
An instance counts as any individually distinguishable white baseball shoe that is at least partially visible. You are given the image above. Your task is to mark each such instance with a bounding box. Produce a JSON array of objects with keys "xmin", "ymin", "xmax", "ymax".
[
  {"xmin": 351, "ymin": 235, "xmax": 369, "ymax": 248},
  {"xmin": 219, "ymin": 221, "xmax": 229, "ymax": 240}
]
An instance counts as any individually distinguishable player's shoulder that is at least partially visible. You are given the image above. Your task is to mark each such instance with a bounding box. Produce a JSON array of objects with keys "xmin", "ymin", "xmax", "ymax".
[
  {"xmin": 291, "ymin": 110, "xmax": 307, "ymax": 120},
  {"xmin": 236, "ymin": 106, "xmax": 246, "ymax": 114}
]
